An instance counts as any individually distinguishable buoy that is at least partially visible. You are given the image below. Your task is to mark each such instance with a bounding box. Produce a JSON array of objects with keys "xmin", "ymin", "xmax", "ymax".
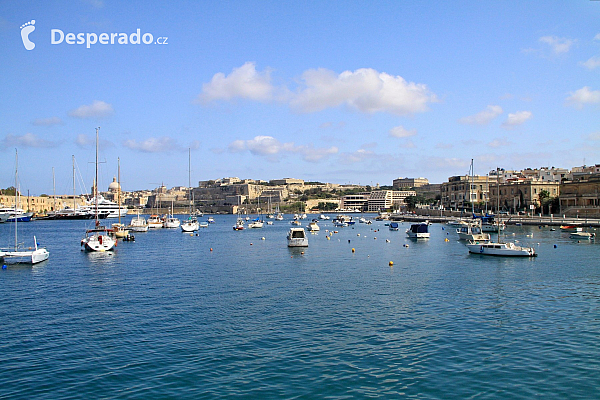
[
  {"xmin": 2, "ymin": 265, "xmax": 6, "ymax": 269},
  {"xmin": 327, "ymin": 236, "xmax": 330, "ymax": 240},
  {"xmin": 374, "ymin": 237, "xmax": 377, "ymax": 240},
  {"xmin": 190, "ymin": 234, "xmax": 193, "ymax": 236},
  {"xmin": 357, "ymin": 234, "xmax": 360, "ymax": 236},
  {"xmin": 389, "ymin": 261, "xmax": 393, "ymax": 266},
  {"xmin": 250, "ymin": 243, "xmax": 253, "ymax": 245},
  {"xmin": 554, "ymin": 244, "xmax": 557, "ymax": 248},
  {"xmin": 261, "ymin": 237, "xmax": 265, "ymax": 240},
  {"xmin": 445, "ymin": 238, "xmax": 449, "ymax": 242},
  {"xmin": 352, "ymin": 248, "xmax": 355, "ymax": 253},
  {"xmin": 348, "ymin": 239, "xmax": 351, "ymax": 243},
  {"xmin": 386, "ymin": 239, "xmax": 390, "ymax": 243},
  {"xmin": 301, "ymin": 251, "xmax": 304, "ymax": 255},
  {"xmin": 210, "ymin": 248, "xmax": 213, "ymax": 251}
]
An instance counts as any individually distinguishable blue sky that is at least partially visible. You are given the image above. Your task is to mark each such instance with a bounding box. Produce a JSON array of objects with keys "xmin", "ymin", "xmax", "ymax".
[{"xmin": 1, "ymin": 0, "xmax": 599, "ymax": 195}]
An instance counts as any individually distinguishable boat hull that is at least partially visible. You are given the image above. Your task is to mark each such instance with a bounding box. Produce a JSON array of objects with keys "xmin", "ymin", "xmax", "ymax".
[{"xmin": 466, "ymin": 242, "xmax": 536, "ymax": 257}]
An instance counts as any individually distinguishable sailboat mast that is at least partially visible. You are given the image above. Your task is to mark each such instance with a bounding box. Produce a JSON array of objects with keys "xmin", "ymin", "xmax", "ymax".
[
  {"xmin": 95, "ymin": 127, "xmax": 99, "ymax": 226},
  {"xmin": 470, "ymin": 159, "xmax": 474, "ymax": 215},
  {"xmin": 14, "ymin": 149, "xmax": 18, "ymax": 251},
  {"xmin": 188, "ymin": 148, "xmax": 192, "ymax": 215},
  {"xmin": 72, "ymin": 155, "xmax": 76, "ymax": 211},
  {"xmin": 52, "ymin": 167, "xmax": 56, "ymax": 213},
  {"xmin": 118, "ymin": 157, "xmax": 121, "ymax": 224}
]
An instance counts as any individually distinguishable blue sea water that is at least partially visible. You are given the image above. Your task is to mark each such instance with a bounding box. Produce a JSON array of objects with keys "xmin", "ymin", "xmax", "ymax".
[{"xmin": 1, "ymin": 216, "xmax": 599, "ymax": 399}]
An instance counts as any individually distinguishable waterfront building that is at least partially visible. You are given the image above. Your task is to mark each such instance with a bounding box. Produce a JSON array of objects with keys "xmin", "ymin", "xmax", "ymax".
[
  {"xmin": 392, "ymin": 177, "xmax": 429, "ymax": 189},
  {"xmin": 490, "ymin": 180, "xmax": 560, "ymax": 214},
  {"xmin": 559, "ymin": 172, "xmax": 600, "ymax": 217},
  {"xmin": 366, "ymin": 190, "xmax": 416, "ymax": 212},
  {"xmin": 441, "ymin": 175, "xmax": 497, "ymax": 211},
  {"xmin": 339, "ymin": 193, "xmax": 369, "ymax": 211}
]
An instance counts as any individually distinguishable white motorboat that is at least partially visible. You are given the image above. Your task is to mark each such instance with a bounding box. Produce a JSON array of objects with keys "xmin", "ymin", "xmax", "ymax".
[
  {"xmin": 80, "ymin": 195, "xmax": 127, "ymax": 219},
  {"xmin": 446, "ymin": 219, "xmax": 469, "ymax": 228},
  {"xmin": 307, "ymin": 221, "xmax": 320, "ymax": 232},
  {"xmin": 128, "ymin": 212, "xmax": 148, "ymax": 232},
  {"xmin": 207, "ymin": 217, "xmax": 215, "ymax": 224},
  {"xmin": 276, "ymin": 213, "xmax": 284, "ymax": 221},
  {"xmin": 111, "ymin": 223, "xmax": 130, "ymax": 239},
  {"xmin": 466, "ymin": 241, "xmax": 537, "ymax": 257},
  {"xmin": 163, "ymin": 216, "xmax": 181, "ymax": 228},
  {"xmin": 248, "ymin": 220, "xmax": 264, "ymax": 228},
  {"xmin": 406, "ymin": 222, "xmax": 430, "ymax": 239},
  {"xmin": 320, "ymin": 214, "xmax": 330, "ymax": 220},
  {"xmin": 233, "ymin": 217, "xmax": 245, "ymax": 230},
  {"xmin": 456, "ymin": 222, "xmax": 490, "ymax": 241},
  {"xmin": 287, "ymin": 227, "xmax": 308, "ymax": 247},
  {"xmin": 199, "ymin": 221, "xmax": 209, "ymax": 228},
  {"xmin": 570, "ymin": 230, "xmax": 595, "ymax": 239},
  {"xmin": 0, "ymin": 207, "xmax": 33, "ymax": 223},
  {"xmin": 290, "ymin": 219, "xmax": 301, "ymax": 226},
  {"xmin": 147, "ymin": 215, "xmax": 164, "ymax": 229},
  {"xmin": 181, "ymin": 215, "xmax": 199, "ymax": 232}
]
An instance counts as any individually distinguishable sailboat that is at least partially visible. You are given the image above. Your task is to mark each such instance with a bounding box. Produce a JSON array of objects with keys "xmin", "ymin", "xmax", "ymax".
[
  {"xmin": 128, "ymin": 209, "xmax": 149, "ymax": 232},
  {"xmin": 466, "ymin": 163, "xmax": 537, "ymax": 257},
  {"xmin": 81, "ymin": 128, "xmax": 116, "ymax": 252},
  {"xmin": 181, "ymin": 149, "xmax": 199, "ymax": 232},
  {"xmin": 0, "ymin": 150, "xmax": 49, "ymax": 264},
  {"xmin": 163, "ymin": 200, "xmax": 181, "ymax": 228},
  {"xmin": 111, "ymin": 158, "xmax": 130, "ymax": 239},
  {"xmin": 248, "ymin": 195, "xmax": 264, "ymax": 228}
]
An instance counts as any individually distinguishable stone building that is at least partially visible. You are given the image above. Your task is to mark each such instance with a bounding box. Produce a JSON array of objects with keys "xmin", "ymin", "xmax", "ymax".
[{"xmin": 559, "ymin": 173, "xmax": 600, "ymax": 217}]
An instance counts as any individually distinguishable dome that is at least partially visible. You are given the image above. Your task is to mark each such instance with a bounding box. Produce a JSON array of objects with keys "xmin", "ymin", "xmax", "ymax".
[{"xmin": 108, "ymin": 176, "xmax": 121, "ymax": 192}]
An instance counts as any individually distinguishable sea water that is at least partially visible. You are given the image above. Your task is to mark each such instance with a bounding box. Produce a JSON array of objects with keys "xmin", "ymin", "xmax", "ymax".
[{"xmin": 1, "ymin": 216, "xmax": 599, "ymax": 399}]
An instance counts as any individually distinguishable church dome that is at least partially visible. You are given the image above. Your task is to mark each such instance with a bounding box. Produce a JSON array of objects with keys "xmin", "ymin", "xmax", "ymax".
[{"xmin": 108, "ymin": 176, "xmax": 121, "ymax": 192}]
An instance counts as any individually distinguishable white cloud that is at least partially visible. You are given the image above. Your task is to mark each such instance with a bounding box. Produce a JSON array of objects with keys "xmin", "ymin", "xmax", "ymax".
[
  {"xmin": 32, "ymin": 116, "xmax": 64, "ymax": 126},
  {"xmin": 587, "ymin": 131, "xmax": 600, "ymax": 141},
  {"xmin": 228, "ymin": 135, "xmax": 337, "ymax": 162},
  {"xmin": 488, "ymin": 138, "xmax": 511, "ymax": 148},
  {"xmin": 123, "ymin": 137, "xmax": 180, "ymax": 153},
  {"xmin": 69, "ymin": 100, "xmax": 114, "ymax": 119},
  {"xmin": 290, "ymin": 67, "xmax": 437, "ymax": 115},
  {"xmin": 2, "ymin": 133, "xmax": 58, "ymax": 148},
  {"xmin": 426, "ymin": 157, "xmax": 470, "ymax": 170},
  {"xmin": 539, "ymin": 36, "xmax": 575, "ymax": 54},
  {"xmin": 502, "ymin": 111, "xmax": 532, "ymax": 128},
  {"xmin": 567, "ymin": 87, "xmax": 600, "ymax": 108},
  {"xmin": 389, "ymin": 125, "xmax": 416, "ymax": 138},
  {"xmin": 339, "ymin": 148, "xmax": 376, "ymax": 164},
  {"xmin": 75, "ymin": 134, "xmax": 115, "ymax": 149},
  {"xmin": 196, "ymin": 62, "xmax": 275, "ymax": 104},
  {"xmin": 594, "ymin": 33, "xmax": 600, "ymax": 41},
  {"xmin": 581, "ymin": 56, "xmax": 600, "ymax": 70},
  {"xmin": 459, "ymin": 105, "xmax": 503, "ymax": 125}
]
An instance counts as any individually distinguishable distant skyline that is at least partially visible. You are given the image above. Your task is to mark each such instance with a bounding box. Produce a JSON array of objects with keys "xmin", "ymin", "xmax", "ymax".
[{"xmin": 1, "ymin": 1, "xmax": 599, "ymax": 195}]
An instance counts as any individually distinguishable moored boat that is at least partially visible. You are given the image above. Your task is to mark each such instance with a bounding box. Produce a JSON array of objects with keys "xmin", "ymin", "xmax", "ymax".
[
  {"xmin": 466, "ymin": 241, "xmax": 537, "ymax": 257},
  {"xmin": 287, "ymin": 227, "xmax": 308, "ymax": 247},
  {"xmin": 406, "ymin": 222, "xmax": 430, "ymax": 239}
]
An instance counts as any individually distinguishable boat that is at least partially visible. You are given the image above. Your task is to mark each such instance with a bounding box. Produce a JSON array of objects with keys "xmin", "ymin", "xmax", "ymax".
[
  {"xmin": 446, "ymin": 218, "xmax": 469, "ymax": 228},
  {"xmin": 474, "ymin": 214, "xmax": 505, "ymax": 232},
  {"xmin": 406, "ymin": 222, "xmax": 430, "ymax": 239},
  {"xmin": 147, "ymin": 214, "xmax": 164, "ymax": 229},
  {"xmin": 333, "ymin": 220, "xmax": 348, "ymax": 227},
  {"xmin": 207, "ymin": 216, "xmax": 215, "ymax": 224},
  {"xmin": 248, "ymin": 219, "xmax": 264, "ymax": 228},
  {"xmin": 466, "ymin": 241, "xmax": 537, "ymax": 257},
  {"xmin": 456, "ymin": 222, "xmax": 490, "ymax": 241},
  {"xmin": 181, "ymin": 149, "xmax": 199, "ymax": 233},
  {"xmin": 0, "ymin": 207, "xmax": 34, "ymax": 223},
  {"xmin": 307, "ymin": 221, "xmax": 320, "ymax": 232},
  {"xmin": 320, "ymin": 214, "xmax": 330, "ymax": 220},
  {"xmin": 112, "ymin": 158, "xmax": 130, "ymax": 239},
  {"xmin": 81, "ymin": 128, "xmax": 116, "ymax": 252},
  {"xmin": 0, "ymin": 150, "xmax": 49, "ymax": 264},
  {"xmin": 389, "ymin": 222, "xmax": 399, "ymax": 231},
  {"xmin": 290, "ymin": 219, "xmax": 301, "ymax": 226},
  {"xmin": 79, "ymin": 194, "xmax": 127, "ymax": 219},
  {"xmin": 233, "ymin": 215, "xmax": 245, "ymax": 230},
  {"xmin": 287, "ymin": 227, "xmax": 308, "ymax": 247},
  {"xmin": 163, "ymin": 215, "xmax": 181, "ymax": 228},
  {"xmin": 128, "ymin": 211, "xmax": 148, "ymax": 232},
  {"xmin": 199, "ymin": 221, "xmax": 209, "ymax": 228},
  {"xmin": 560, "ymin": 225, "xmax": 579, "ymax": 232},
  {"xmin": 569, "ymin": 229, "xmax": 595, "ymax": 239}
]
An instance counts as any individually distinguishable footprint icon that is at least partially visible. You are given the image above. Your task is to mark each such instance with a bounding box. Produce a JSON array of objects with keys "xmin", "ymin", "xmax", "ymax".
[{"xmin": 20, "ymin": 20, "xmax": 35, "ymax": 50}]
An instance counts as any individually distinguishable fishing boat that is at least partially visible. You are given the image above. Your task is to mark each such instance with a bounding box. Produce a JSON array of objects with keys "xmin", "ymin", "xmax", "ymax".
[
  {"xmin": 128, "ymin": 211, "xmax": 148, "ymax": 232},
  {"xmin": 181, "ymin": 149, "xmax": 199, "ymax": 233},
  {"xmin": 81, "ymin": 128, "xmax": 116, "ymax": 252},
  {"xmin": 287, "ymin": 227, "xmax": 308, "ymax": 247},
  {"xmin": 147, "ymin": 215, "xmax": 164, "ymax": 229},
  {"xmin": 0, "ymin": 150, "xmax": 49, "ymax": 264},
  {"xmin": 466, "ymin": 241, "xmax": 537, "ymax": 257},
  {"xmin": 233, "ymin": 215, "xmax": 245, "ymax": 230},
  {"xmin": 406, "ymin": 222, "xmax": 430, "ymax": 239}
]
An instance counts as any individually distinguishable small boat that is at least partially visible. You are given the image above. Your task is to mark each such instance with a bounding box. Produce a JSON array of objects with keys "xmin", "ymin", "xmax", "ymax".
[
  {"xmin": 207, "ymin": 217, "xmax": 215, "ymax": 224},
  {"xmin": 233, "ymin": 217, "xmax": 245, "ymax": 230},
  {"xmin": 307, "ymin": 221, "xmax": 320, "ymax": 231},
  {"xmin": 199, "ymin": 221, "xmax": 209, "ymax": 228},
  {"xmin": 1, "ymin": 236, "xmax": 49, "ymax": 264},
  {"xmin": 181, "ymin": 215, "xmax": 199, "ymax": 232},
  {"xmin": 248, "ymin": 219, "xmax": 264, "ymax": 228},
  {"xmin": 446, "ymin": 219, "xmax": 469, "ymax": 228},
  {"xmin": 287, "ymin": 227, "xmax": 308, "ymax": 247},
  {"xmin": 320, "ymin": 214, "xmax": 330, "ymax": 220},
  {"xmin": 147, "ymin": 214, "xmax": 164, "ymax": 229},
  {"xmin": 406, "ymin": 222, "xmax": 430, "ymax": 239},
  {"xmin": 466, "ymin": 241, "xmax": 537, "ymax": 257},
  {"xmin": 456, "ymin": 222, "xmax": 490, "ymax": 241},
  {"xmin": 163, "ymin": 216, "xmax": 181, "ymax": 229},
  {"xmin": 111, "ymin": 223, "xmax": 130, "ymax": 239},
  {"xmin": 389, "ymin": 222, "xmax": 399, "ymax": 231},
  {"xmin": 560, "ymin": 225, "xmax": 579, "ymax": 232},
  {"xmin": 181, "ymin": 149, "xmax": 199, "ymax": 233},
  {"xmin": 570, "ymin": 230, "xmax": 595, "ymax": 239},
  {"xmin": 128, "ymin": 212, "xmax": 148, "ymax": 232}
]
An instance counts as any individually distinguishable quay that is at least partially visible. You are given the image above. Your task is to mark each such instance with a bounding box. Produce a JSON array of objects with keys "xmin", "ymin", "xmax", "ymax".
[{"xmin": 390, "ymin": 213, "xmax": 600, "ymax": 228}]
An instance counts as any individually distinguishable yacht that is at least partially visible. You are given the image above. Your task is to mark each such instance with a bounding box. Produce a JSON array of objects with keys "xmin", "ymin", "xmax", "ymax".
[
  {"xmin": 163, "ymin": 215, "xmax": 181, "ymax": 228},
  {"xmin": 80, "ymin": 195, "xmax": 127, "ymax": 219},
  {"xmin": 466, "ymin": 241, "xmax": 537, "ymax": 257},
  {"xmin": 0, "ymin": 207, "xmax": 34, "ymax": 223},
  {"xmin": 406, "ymin": 222, "xmax": 430, "ymax": 239},
  {"xmin": 456, "ymin": 222, "xmax": 490, "ymax": 241},
  {"xmin": 147, "ymin": 215, "xmax": 164, "ymax": 229},
  {"xmin": 181, "ymin": 215, "xmax": 200, "ymax": 232},
  {"xmin": 128, "ymin": 213, "xmax": 148, "ymax": 232},
  {"xmin": 307, "ymin": 220, "xmax": 320, "ymax": 232},
  {"xmin": 287, "ymin": 227, "xmax": 308, "ymax": 247}
]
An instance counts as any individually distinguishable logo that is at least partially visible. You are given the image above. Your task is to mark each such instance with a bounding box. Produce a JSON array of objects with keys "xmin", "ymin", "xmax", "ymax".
[{"xmin": 20, "ymin": 20, "xmax": 36, "ymax": 50}]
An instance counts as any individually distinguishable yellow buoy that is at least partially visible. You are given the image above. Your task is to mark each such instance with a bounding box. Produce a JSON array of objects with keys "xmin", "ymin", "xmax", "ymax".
[
  {"xmin": 352, "ymin": 248, "xmax": 355, "ymax": 253},
  {"xmin": 389, "ymin": 261, "xmax": 394, "ymax": 266}
]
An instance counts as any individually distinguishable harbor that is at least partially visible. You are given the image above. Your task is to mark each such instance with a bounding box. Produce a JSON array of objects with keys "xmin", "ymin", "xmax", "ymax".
[{"xmin": 1, "ymin": 214, "xmax": 599, "ymax": 398}]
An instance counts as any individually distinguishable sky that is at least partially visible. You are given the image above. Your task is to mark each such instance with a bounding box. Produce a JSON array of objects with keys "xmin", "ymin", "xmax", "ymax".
[{"xmin": 1, "ymin": 0, "xmax": 599, "ymax": 196}]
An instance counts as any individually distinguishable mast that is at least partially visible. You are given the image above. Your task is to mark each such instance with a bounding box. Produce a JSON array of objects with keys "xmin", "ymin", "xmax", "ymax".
[
  {"xmin": 72, "ymin": 155, "xmax": 76, "ymax": 211},
  {"xmin": 14, "ymin": 149, "xmax": 18, "ymax": 250},
  {"xmin": 95, "ymin": 127, "xmax": 99, "ymax": 227},
  {"xmin": 118, "ymin": 157, "xmax": 121, "ymax": 225},
  {"xmin": 52, "ymin": 167, "xmax": 56, "ymax": 213},
  {"xmin": 188, "ymin": 148, "xmax": 192, "ymax": 215},
  {"xmin": 470, "ymin": 159, "xmax": 474, "ymax": 215}
]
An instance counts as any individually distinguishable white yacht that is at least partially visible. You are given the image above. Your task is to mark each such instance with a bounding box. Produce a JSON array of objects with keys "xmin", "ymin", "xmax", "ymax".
[
  {"xmin": 163, "ymin": 216, "xmax": 181, "ymax": 228},
  {"xmin": 287, "ymin": 227, "xmax": 308, "ymax": 247},
  {"xmin": 80, "ymin": 195, "xmax": 128, "ymax": 219},
  {"xmin": 147, "ymin": 215, "xmax": 164, "ymax": 229},
  {"xmin": 406, "ymin": 222, "xmax": 430, "ymax": 239},
  {"xmin": 128, "ymin": 213, "xmax": 148, "ymax": 232},
  {"xmin": 307, "ymin": 221, "xmax": 320, "ymax": 232},
  {"xmin": 466, "ymin": 241, "xmax": 537, "ymax": 257}
]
